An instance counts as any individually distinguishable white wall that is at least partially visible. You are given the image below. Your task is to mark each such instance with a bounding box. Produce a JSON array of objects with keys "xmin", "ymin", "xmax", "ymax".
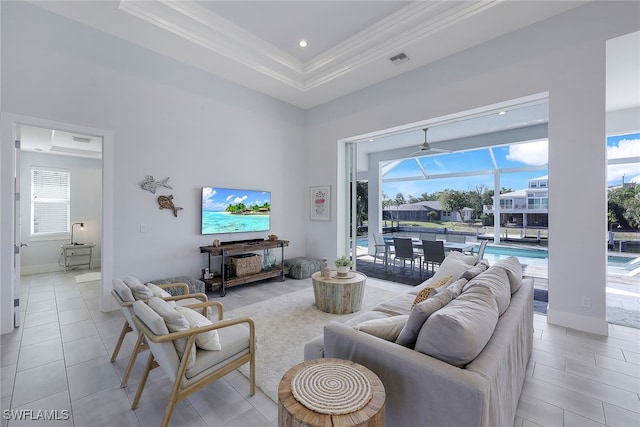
[
  {"xmin": 0, "ymin": 1, "xmax": 306, "ymax": 333},
  {"xmin": 19, "ymin": 151, "xmax": 102, "ymax": 274},
  {"xmin": 303, "ymin": 1, "xmax": 639, "ymax": 335}
]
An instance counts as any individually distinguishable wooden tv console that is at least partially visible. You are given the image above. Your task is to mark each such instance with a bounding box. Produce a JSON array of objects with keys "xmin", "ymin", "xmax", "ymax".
[{"xmin": 199, "ymin": 239, "xmax": 289, "ymax": 296}]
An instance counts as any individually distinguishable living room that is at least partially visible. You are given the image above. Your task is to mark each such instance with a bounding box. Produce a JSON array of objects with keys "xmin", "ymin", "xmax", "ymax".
[{"xmin": 1, "ymin": 1, "xmax": 639, "ymax": 426}]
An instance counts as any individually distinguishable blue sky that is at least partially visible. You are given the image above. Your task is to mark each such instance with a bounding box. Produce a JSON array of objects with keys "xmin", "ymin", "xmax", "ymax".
[
  {"xmin": 382, "ymin": 133, "xmax": 639, "ymax": 198},
  {"xmin": 202, "ymin": 187, "xmax": 270, "ymax": 211}
]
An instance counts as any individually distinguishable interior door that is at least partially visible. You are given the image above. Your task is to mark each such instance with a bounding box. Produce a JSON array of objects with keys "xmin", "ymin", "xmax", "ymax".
[{"xmin": 13, "ymin": 125, "xmax": 22, "ymax": 327}]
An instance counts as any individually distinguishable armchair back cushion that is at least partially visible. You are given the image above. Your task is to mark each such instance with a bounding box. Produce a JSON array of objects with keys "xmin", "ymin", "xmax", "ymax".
[
  {"xmin": 113, "ymin": 279, "xmax": 135, "ymax": 303},
  {"xmin": 123, "ymin": 276, "xmax": 153, "ymax": 300},
  {"xmin": 147, "ymin": 297, "xmax": 196, "ymax": 369},
  {"xmin": 133, "ymin": 300, "xmax": 181, "ymax": 381}
]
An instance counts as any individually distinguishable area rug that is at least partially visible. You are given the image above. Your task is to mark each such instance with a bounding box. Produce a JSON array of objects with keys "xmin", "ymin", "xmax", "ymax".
[
  {"xmin": 225, "ymin": 285, "xmax": 402, "ymax": 402},
  {"xmin": 74, "ymin": 272, "xmax": 101, "ymax": 283}
]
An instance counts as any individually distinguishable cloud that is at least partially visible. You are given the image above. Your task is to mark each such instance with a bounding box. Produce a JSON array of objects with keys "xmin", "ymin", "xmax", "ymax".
[
  {"xmin": 506, "ymin": 140, "xmax": 548, "ymax": 165},
  {"xmin": 608, "ymin": 137, "xmax": 640, "ymax": 159},
  {"xmin": 233, "ymin": 195, "xmax": 248, "ymax": 204}
]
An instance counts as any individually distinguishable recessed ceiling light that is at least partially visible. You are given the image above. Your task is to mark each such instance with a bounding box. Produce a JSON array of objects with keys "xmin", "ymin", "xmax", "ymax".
[
  {"xmin": 498, "ymin": 111, "xmax": 507, "ymax": 115},
  {"xmin": 369, "ymin": 138, "xmax": 374, "ymax": 142},
  {"xmin": 298, "ymin": 40, "xmax": 308, "ymax": 48}
]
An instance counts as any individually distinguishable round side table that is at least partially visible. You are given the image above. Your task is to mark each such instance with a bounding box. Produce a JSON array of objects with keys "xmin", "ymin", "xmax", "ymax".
[
  {"xmin": 311, "ymin": 271, "xmax": 367, "ymax": 314},
  {"xmin": 278, "ymin": 358, "xmax": 385, "ymax": 427}
]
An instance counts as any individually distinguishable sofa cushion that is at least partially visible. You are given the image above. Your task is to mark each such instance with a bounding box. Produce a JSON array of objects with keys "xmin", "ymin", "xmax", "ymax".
[
  {"xmin": 355, "ymin": 315, "xmax": 408, "ymax": 342},
  {"xmin": 395, "ymin": 279, "xmax": 467, "ymax": 348},
  {"xmin": 373, "ymin": 293, "xmax": 416, "ymax": 316},
  {"xmin": 415, "ymin": 284, "xmax": 499, "ymax": 367},
  {"xmin": 492, "ymin": 256, "xmax": 523, "ymax": 293},
  {"xmin": 463, "ymin": 265, "xmax": 511, "ymax": 316}
]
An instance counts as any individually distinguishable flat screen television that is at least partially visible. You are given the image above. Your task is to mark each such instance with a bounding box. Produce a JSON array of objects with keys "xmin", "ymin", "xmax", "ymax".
[{"xmin": 201, "ymin": 187, "xmax": 271, "ymax": 235}]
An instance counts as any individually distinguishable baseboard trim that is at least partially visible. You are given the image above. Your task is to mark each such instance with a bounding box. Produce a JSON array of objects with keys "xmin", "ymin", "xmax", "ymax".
[
  {"xmin": 547, "ymin": 308, "xmax": 608, "ymax": 336},
  {"xmin": 20, "ymin": 262, "xmax": 101, "ymax": 276}
]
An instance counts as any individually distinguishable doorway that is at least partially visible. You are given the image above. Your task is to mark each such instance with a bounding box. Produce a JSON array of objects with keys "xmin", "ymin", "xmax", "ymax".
[{"xmin": 1, "ymin": 113, "xmax": 115, "ymax": 334}]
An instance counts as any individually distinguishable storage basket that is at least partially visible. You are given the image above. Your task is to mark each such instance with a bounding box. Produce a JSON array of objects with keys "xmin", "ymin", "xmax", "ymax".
[{"xmin": 228, "ymin": 254, "xmax": 263, "ymax": 277}]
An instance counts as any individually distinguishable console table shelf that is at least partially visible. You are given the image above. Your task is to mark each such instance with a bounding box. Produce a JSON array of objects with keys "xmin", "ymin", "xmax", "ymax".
[{"xmin": 200, "ymin": 239, "xmax": 289, "ymax": 296}]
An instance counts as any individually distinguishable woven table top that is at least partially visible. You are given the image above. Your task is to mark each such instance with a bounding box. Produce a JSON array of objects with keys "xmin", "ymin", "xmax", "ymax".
[{"xmin": 290, "ymin": 362, "xmax": 373, "ymax": 415}]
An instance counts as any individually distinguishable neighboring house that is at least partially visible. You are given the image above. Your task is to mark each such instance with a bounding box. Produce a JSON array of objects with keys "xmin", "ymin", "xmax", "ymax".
[
  {"xmin": 383, "ymin": 201, "xmax": 474, "ymax": 222},
  {"xmin": 483, "ymin": 176, "xmax": 549, "ymax": 227}
]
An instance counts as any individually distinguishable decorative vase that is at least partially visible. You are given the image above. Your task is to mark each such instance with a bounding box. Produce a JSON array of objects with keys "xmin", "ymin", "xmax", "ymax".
[
  {"xmin": 336, "ymin": 265, "xmax": 350, "ymax": 276},
  {"xmin": 263, "ymin": 249, "xmax": 276, "ymax": 270}
]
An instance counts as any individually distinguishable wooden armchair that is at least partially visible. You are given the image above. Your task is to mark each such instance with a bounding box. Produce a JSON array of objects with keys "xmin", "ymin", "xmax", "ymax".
[
  {"xmin": 110, "ymin": 278, "xmax": 207, "ymax": 388},
  {"xmin": 131, "ymin": 298, "xmax": 256, "ymax": 427}
]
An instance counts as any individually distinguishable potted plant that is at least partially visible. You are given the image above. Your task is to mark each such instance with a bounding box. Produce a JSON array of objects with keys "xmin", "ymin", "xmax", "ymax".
[{"xmin": 334, "ymin": 256, "xmax": 353, "ymax": 276}]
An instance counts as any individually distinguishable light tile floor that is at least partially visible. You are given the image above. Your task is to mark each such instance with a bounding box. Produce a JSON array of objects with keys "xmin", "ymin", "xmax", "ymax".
[{"xmin": 1, "ymin": 271, "xmax": 639, "ymax": 426}]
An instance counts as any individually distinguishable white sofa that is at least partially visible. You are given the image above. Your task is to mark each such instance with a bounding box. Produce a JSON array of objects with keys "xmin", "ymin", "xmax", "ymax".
[{"xmin": 304, "ymin": 255, "xmax": 533, "ymax": 427}]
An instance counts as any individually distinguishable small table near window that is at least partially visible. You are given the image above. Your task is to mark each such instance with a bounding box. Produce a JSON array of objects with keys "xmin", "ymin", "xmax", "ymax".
[{"xmin": 61, "ymin": 243, "xmax": 95, "ymax": 272}]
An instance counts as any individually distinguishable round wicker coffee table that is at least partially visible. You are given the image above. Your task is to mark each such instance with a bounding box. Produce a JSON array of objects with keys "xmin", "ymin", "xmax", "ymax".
[{"xmin": 278, "ymin": 358, "xmax": 385, "ymax": 427}]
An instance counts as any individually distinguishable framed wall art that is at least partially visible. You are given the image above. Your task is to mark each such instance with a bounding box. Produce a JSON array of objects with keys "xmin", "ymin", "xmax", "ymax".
[{"xmin": 310, "ymin": 185, "xmax": 330, "ymax": 221}]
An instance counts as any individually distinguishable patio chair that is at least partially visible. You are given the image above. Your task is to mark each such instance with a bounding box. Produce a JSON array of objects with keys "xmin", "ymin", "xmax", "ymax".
[
  {"xmin": 446, "ymin": 234, "xmax": 466, "ymax": 244},
  {"xmin": 372, "ymin": 232, "xmax": 388, "ymax": 266},
  {"xmin": 392, "ymin": 237, "xmax": 422, "ymax": 274},
  {"xmin": 110, "ymin": 278, "xmax": 207, "ymax": 388},
  {"xmin": 131, "ymin": 298, "xmax": 255, "ymax": 427},
  {"xmin": 421, "ymin": 240, "xmax": 446, "ymax": 276},
  {"xmin": 474, "ymin": 240, "xmax": 488, "ymax": 263}
]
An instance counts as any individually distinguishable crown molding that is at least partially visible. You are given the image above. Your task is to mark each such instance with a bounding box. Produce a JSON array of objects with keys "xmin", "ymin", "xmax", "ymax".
[
  {"xmin": 119, "ymin": 0, "xmax": 307, "ymax": 90},
  {"xmin": 118, "ymin": 0, "xmax": 504, "ymax": 92}
]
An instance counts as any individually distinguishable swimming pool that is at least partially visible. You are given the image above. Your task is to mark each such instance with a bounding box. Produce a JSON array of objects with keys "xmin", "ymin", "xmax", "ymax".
[{"xmin": 356, "ymin": 238, "xmax": 632, "ymax": 271}]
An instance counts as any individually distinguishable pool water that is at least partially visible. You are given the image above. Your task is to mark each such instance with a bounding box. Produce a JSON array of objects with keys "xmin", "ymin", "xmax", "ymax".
[{"xmin": 356, "ymin": 238, "xmax": 632, "ymax": 271}]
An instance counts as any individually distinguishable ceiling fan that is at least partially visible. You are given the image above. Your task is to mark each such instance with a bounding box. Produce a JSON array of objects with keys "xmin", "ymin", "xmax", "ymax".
[{"xmin": 409, "ymin": 128, "xmax": 450, "ymax": 156}]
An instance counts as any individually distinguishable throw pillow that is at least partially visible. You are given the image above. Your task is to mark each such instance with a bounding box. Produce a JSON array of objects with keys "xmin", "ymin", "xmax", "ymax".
[
  {"xmin": 175, "ymin": 306, "xmax": 221, "ymax": 351},
  {"xmin": 147, "ymin": 297, "xmax": 196, "ymax": 369},
  {"xmin": 430, "ymin": 253, "xmax": 476, "ymax": 284},
  {"xmin": 411, "ymin": 275, "xmax": 453, "ymax": 308},
  {"xmin": 447, "ymin": 251, "xmax": 479, "ymax": 266},
  {"xmin": 146, "ymin": 283, "xmax": 176, "ymax": 307},
  {"xmin": 123, "ymin": 276, "xmax": 153, "ymax": 300},
  {"xmin": 414, "ymin": 284, "xmax": 499, "ymax": 367},
  {"xmin": 460, "ymin": 259, "xmax": 490, "ymax": 281},
  {"xmin": 395, "ymin": 280, "xmax": 467, "ymax": 348},
  {"xmin": 355, "ymin": 315, "xmax": 408, "ymax": 342}
]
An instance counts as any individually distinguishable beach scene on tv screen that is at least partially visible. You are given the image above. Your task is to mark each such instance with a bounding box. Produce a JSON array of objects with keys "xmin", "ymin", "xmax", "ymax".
[{"xmin": 202, "ymin": 187, "xmax": 271, "ymax": 234}]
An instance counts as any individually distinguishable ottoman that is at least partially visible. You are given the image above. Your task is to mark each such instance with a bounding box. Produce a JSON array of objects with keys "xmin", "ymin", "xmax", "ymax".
[
  {"xmin": 284, "ymin": 257, "xmax": 321, "ymax": 279},
  {"xmin": 147, "ymin": 276, "xmax": 206, "ymax": 295}
]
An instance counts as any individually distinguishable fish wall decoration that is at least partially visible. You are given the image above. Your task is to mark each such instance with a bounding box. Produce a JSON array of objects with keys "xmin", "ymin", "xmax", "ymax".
[
  {"xmin": 140, "ymin": 175, "xmax": 172, "ymax": 194},
  {"xmin": 157, "ymin": 195, "xmax": 183, "ymax": 217}
]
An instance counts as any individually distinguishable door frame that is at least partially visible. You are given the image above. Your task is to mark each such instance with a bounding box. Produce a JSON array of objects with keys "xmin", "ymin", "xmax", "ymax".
[{"xmin": 1, "ymin": 113, "xmax": 115, "ymax": 334}]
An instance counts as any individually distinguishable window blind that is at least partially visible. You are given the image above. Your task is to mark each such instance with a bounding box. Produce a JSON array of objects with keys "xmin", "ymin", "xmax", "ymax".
[{"xmin": 31, "ymin": 168, "xmax": 70, "ymax": 235}]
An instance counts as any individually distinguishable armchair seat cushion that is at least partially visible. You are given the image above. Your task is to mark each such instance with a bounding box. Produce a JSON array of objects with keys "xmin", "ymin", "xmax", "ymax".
[{"xmin": 185, "ymin": 323, "xmax": 251, "ymax": 380}]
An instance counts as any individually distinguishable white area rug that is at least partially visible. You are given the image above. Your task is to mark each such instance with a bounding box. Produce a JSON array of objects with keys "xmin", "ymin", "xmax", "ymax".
[
  {"xmin": 74, "ymin": 272, "xmax": 101, "ymax": 283},
  {"xmin": 226, "ymin": 283, "xmax": 403, "ymax": 402}
]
